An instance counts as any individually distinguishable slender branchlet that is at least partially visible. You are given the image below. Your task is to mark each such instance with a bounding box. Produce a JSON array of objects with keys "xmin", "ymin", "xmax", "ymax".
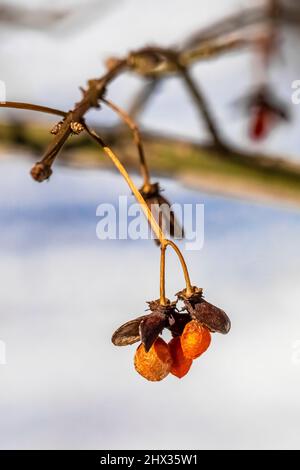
[
  {"xmin": 101, "ymin": 98, "xmax": 151, "ymax": 188},
  {"xmin": 0, "ymin": 102, "xmax": 66, "ymax": 118}
]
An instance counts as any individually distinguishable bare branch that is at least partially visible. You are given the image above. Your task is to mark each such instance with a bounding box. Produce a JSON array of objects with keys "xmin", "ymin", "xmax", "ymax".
[
  {"xmin": 30, "ymin": 59, "xmax": 127, "ymax": 182},
  {"xmin": 2, "ymin": 3, "xmax": 298, "ymax": 182}
]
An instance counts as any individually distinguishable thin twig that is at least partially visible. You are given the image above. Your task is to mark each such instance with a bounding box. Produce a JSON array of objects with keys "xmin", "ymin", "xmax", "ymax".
[
  {"xmin": 101, "ymin": 97, "xmax": 151, "ymax": 187},
  {"xmin": 166, "ymin": 240, "xmax": 193, "ymax": 297},
  {"xmin": 0, "ymin": 101, "xmax": 66, "ymax": 117},
  {"xmin": 83, "ymin": 123, "xmax": 163, "ymax": 243},
  {"xmin": 160, "ymin": 245, "xmax": 167, "ymax": 305},
  {"xmin": 84, "ymin": 123, "xmax": 194, "ymax": 298},
  {"xmin": 30, "ymin": 59, "xmax": 127, "ymax": 182}
]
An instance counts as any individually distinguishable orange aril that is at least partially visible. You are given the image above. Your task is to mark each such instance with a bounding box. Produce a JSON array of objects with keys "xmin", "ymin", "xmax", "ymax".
[
  {"xmin": 134, "ymin": 337, "xmax": 172, "ymax": 381},
  {"xmin": 180, "ymin": 320, "xmax": 211, "ymax": 359},
  {"xmin": 169, "ymin": 336, "xmax": 192, "ymax": 379}
]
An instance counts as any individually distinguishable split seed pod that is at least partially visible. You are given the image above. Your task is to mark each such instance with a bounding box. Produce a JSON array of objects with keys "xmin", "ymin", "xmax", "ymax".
[
  {"xmin": 177, "ymin": 287, "xmax": 231, "ymax": 335},
  {"xmin": 111, "ymin": 300, "xmax": 177, "ymax": 351},
  {"xmin": 111, "ymin": 315, "xmax": 148, "ymax": 346}
]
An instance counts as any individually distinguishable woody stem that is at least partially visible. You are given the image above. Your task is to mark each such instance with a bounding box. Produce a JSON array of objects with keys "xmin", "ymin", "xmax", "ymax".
[{"xmin": 101, "ymin": 98, "xmax": 151, "ymax": 188}]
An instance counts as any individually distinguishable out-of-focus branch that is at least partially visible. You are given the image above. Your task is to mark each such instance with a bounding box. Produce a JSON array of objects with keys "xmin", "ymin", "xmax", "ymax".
[
  {"xmin": 118, "ymin": 4, "xmax": 287, "ymax": 146},
  {"xmin": 127, "ymin": 79, "xmax": 161, "ymax": 121},
  {"xmin": 178, "ymin": 67, "xmax": 226, "ymax": 150},
  {"xmin": 0, "ymin": 0, "xmax": 123, "ymax": 34},
  {"xmin": 183, "ymin": 3, "xmax": 300, "ymax": 50},
  {"xmin": 181, "ymin": 35, "xmax": 251, "ymax": 65},
  {"xmin": 2, "ymin": 2, "xmax": 298, "ymax": 181},
  {"xmin": 0, "ymin": 4, "xmax": 68, "ymax": 29},
  {"xmin": 183, "ymin": 7, "xmax": 268, "ymax": 49}
]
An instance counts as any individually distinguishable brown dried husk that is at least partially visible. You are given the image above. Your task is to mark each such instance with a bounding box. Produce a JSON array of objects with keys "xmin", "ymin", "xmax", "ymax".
[{"xmin": 111, "ymin": 315, "xmax": 147, "ymax": 346}]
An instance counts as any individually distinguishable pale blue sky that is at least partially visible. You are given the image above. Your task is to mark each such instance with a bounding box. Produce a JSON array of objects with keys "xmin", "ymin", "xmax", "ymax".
[{"xmin": 0, "ymin": 157, "xmax": 300, "ymax": 449}]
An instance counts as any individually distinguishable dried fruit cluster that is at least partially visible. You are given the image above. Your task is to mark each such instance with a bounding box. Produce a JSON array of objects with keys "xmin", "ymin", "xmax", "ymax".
[{"xmin": 112, "ymin": 288, "xmax": 230, "ymax": 381}]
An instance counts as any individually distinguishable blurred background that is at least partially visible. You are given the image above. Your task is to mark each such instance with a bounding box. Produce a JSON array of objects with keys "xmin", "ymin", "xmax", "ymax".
[{"xmin": 0, "ymin": 0, "xmax": 300, "ymax": 450}]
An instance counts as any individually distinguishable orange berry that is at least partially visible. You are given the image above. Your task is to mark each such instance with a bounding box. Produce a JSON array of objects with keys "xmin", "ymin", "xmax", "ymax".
[
  {"xmin": 134, "ymin": 337, "xmax": 172, "ymax": 382},
  {"xmin": 181, "ymin": 320, "xmax": 211, "ymax": 359},
  {"xmin": 169, "ymin": 336, "xmax": 192, "ymax": 379}
]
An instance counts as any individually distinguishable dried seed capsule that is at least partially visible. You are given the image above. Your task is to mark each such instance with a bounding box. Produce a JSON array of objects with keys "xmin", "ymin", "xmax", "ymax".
[
  {"xmin": 190, "ymin": 299, "xmax": 231, "ymax": 335},
  {"xmin": 167, "ymin": 312, "xmax": 191, "ymax": 337},
  {"xmin": 177, "ymin": 288, "xmax": 231, "ymax": 335},
  {"xmin": 139, "ymin": 312, "xmax": 166, "ymax": 352},
  {"xmin": 181, "ymin": 320, "xmax": 211, "ymax": 360},
  {"xmin": 134, "ymin": 337, "xmax": 172, "ymax": 382},
  {"xmin": 111, "ymin": 300, "xmax": 176, "ymax": 349},
  {"xmin": 169, "ymin": 336, "xmax": 192, "ymax": 379},
  {"xmin": 111, "ymin": 315, "xmax": 147, "ymax": 346}
]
